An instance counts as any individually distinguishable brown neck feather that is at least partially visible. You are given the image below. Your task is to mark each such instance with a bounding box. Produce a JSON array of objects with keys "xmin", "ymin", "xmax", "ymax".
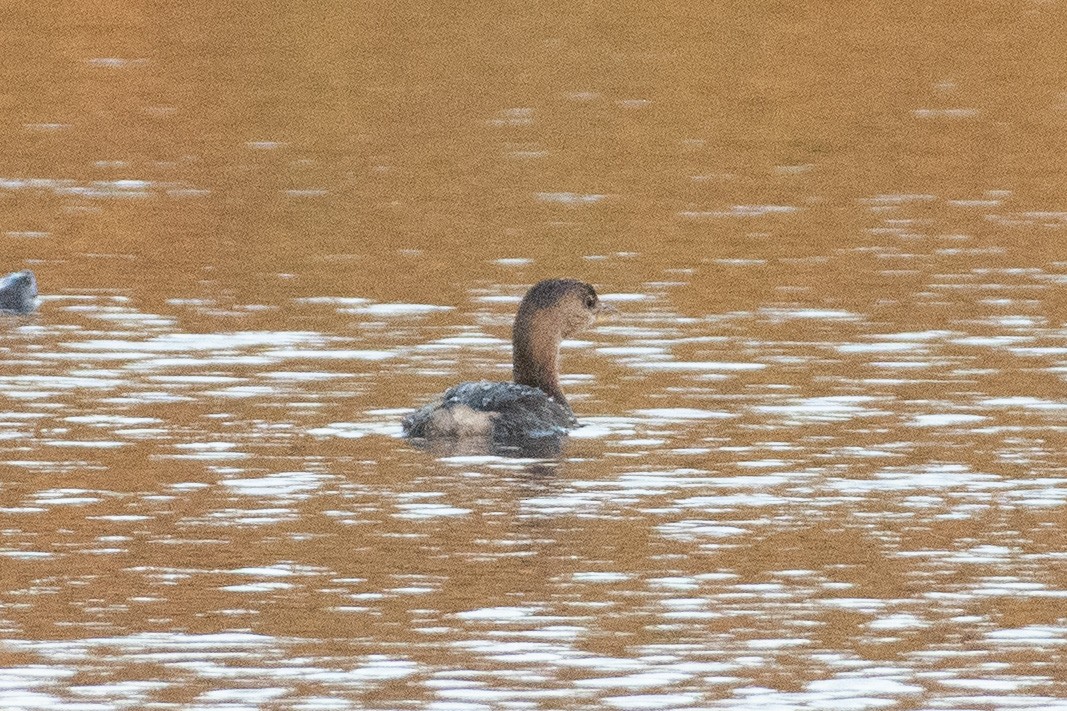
[{"xmin": 512, "ymin": 309, "xmax": 568, "ymax": 408}]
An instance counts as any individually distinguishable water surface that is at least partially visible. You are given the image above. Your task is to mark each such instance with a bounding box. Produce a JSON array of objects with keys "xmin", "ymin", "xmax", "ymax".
[{"xmin": 1, "ymin": 2, "xmax": 1066, "ymax": 708}]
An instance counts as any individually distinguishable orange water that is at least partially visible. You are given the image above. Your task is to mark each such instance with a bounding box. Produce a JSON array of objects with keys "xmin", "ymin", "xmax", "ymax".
[{"xmin": 0, "ymin": 2, "xmax": 1065, "ymax": 708}]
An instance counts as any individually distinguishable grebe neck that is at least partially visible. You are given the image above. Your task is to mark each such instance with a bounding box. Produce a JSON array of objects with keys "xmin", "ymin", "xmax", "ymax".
[{"xmin": 512, "ymin": 311, "xmax": 568, "ymax": 409}]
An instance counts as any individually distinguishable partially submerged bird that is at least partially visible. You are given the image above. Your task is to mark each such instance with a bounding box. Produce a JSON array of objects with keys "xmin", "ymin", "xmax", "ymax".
[
  {"xmin": 403, "ymin": 278, "xmax": 611, "ymax": 442},
  {"xmin": 0, "ymin": 270, "xmax": 38, "ymax": 314}
]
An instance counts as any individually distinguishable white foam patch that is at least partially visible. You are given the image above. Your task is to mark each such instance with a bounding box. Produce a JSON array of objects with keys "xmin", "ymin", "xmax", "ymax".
[
  {"xmin": 230, "ymin": 566, "xmax": 296, "ymax": 577},
  {"xmin": 66, "ymin": 331, "xmax": 324, "ymax": 353},
  {"xmin": 979, "ymin": 397, "xmax": 1067, "ymax": 410},
  {"xmin": 576, "ymin": 670, "xmax": 694, "ymax": 689},
  {"xmin": 938, "ymin": 678, "xmax": 1038, "ymax": 691},
  {"xmin": 805, "ymin": 676, "xmax": 924, "ymax": 695},
  {"xmin": 44, "ymin": 439, "xmax": 127, "ymax": 449},
  {"xmin": 1, "ymin": 551, "xmax": 54, "ymax": 560},
  {"xmin": 868, "ymin": 614, "xmax": 928, "ymax": 630},
  {"xmin": 292, "ymin": 296, "xmax": 371, "ymax": 306},
  {"xmin": 909, "ymin": 413, "xmax": 987, "ymax": 427},
  {"xmin": 761, "ymin": 308, "xmax": 861, "ymax": 320},
  {"xmin": 221, "ymin": 582, "xmax": 296, "ymax": 593},
  {"xmin": 63, "ymin": 415, "xmax": 162, "ymax": 425},
  {"xmin": 829, "ymin": 464, "xmax": 1001, "ymax": 492},
  {"xmin": 198, "ymin": 687, "xmax": 290, "ymax": 702},
  {"xmin": 600, "ymin": 292, "xmax": 651, "ymax": 302},
  {"xmin": 871, "ymin": 330, "xmax": 956, "ymax": 341},
  {"xmin": 571, "ymin": 572, "xmax": 632, "ymax": 583},
  {"xmin": 535, "ymin": 191, "xmax": 606, "ymax": 204},
  {"xmin": 679, "ymin": 204, "xmax": 797, "ymax": 218},
  {"xmin": 986, "ymin": 625, "xmax": 1067, "ymax": 643},
  {"xmin": 674, "ymin": 493, "xmax": 789, "ymax": 509},
  {"xmin": 634, "ymin": 408, "xmax": 733, "ymax": 420},
  {"xmin": 262, "ymin": 349, "xmax": 394, "ymax": 360},
  {"xmin": 348, "ymin": 303, "xmax": 453, "ymax": 316},
  {"xmin": 174, "ymin": 442, "xmax": 238, "ymax": 451},
  {"xmin": 596, "ymin": 346, "xmax": 667, "ymax": 356},
  {"xmin": 658, "ymin": 521, "xmax": 749, "ymax": 539},
  {"xmin": 394, "ymin": 503, "xmax": 472, "ymax": 519},
  {"xmin": 261, "ymin": 371, "xmax": 350, "ymax": 381},
  {"xmin": 569, "ymin": 416, "xmax": 640, "ymax": 439},
  {"xmin": 32, "ymin": 489, "xmax": 104, "ymax": 506},
  {"xmin": 754, "ymin": 396, "xmax": 885, "ymax": 422},
  {"xmin": 603, "ymin": 693, "xmax": 701, "ymax": 709},
  {"xmin": 221, "ymin": 472, "xmax": 330, "ymax": 496},
  {"xmin": 837, "ymin": 342, "xmax": 923, "ymax": 353},
  {"xmin": 454, "ymin": 606, "xmax": 541, "ymax": 621},
  {"xmin": 430, "ymin": 336, "xmax": 507, "ymax": 346}
]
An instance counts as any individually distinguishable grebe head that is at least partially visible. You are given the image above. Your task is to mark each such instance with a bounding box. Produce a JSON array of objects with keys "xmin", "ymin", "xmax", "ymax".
[{"xmin": 515, "ymin": 278, "xmax": 611, "ymax": 338}]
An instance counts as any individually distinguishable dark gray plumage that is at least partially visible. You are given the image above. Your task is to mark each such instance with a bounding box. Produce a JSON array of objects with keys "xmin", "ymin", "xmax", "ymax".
[
  {"xmin": 403, "ymin": 381, "xmax": 575, "ymax": 440},
  {"xmin": 0, "ymin": 270, "xmax": 38, "ymax": 314}
]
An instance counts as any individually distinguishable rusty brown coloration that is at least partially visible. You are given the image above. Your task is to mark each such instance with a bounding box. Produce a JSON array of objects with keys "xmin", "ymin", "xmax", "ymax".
[{"xmin": 0, "ymin": 1, "xmax": 1065, "ymax": 708}]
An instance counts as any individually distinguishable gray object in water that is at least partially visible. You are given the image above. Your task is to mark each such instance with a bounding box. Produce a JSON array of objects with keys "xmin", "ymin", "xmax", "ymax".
[{"xmin": 0, "ymin": 270, "xmax": 38, "ymax": 313}]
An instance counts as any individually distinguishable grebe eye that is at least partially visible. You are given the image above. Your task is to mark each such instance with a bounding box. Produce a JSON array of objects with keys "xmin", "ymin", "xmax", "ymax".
[{"xmin": 585, "ymin": 294, "xmax": 596, "ymax": 309}]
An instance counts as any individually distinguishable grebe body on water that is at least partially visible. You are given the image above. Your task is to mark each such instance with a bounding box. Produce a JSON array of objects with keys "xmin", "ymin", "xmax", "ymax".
[
  {"xmin": 403, "ymin": 278, "xmax": 610, "ymax": 441},
  {"xmin": 0, "ymin": 270, "xmax": 38, "ymax": 314}
]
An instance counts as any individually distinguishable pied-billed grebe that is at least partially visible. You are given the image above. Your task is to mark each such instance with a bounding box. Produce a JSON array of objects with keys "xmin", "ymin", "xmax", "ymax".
[
  {"xmin": 403, "ymin": 278, "xmax": 611, "ymax": 441},
  {"xmin": 0, "ymin": 270, "xmax": 38, "ymax": 314}
]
